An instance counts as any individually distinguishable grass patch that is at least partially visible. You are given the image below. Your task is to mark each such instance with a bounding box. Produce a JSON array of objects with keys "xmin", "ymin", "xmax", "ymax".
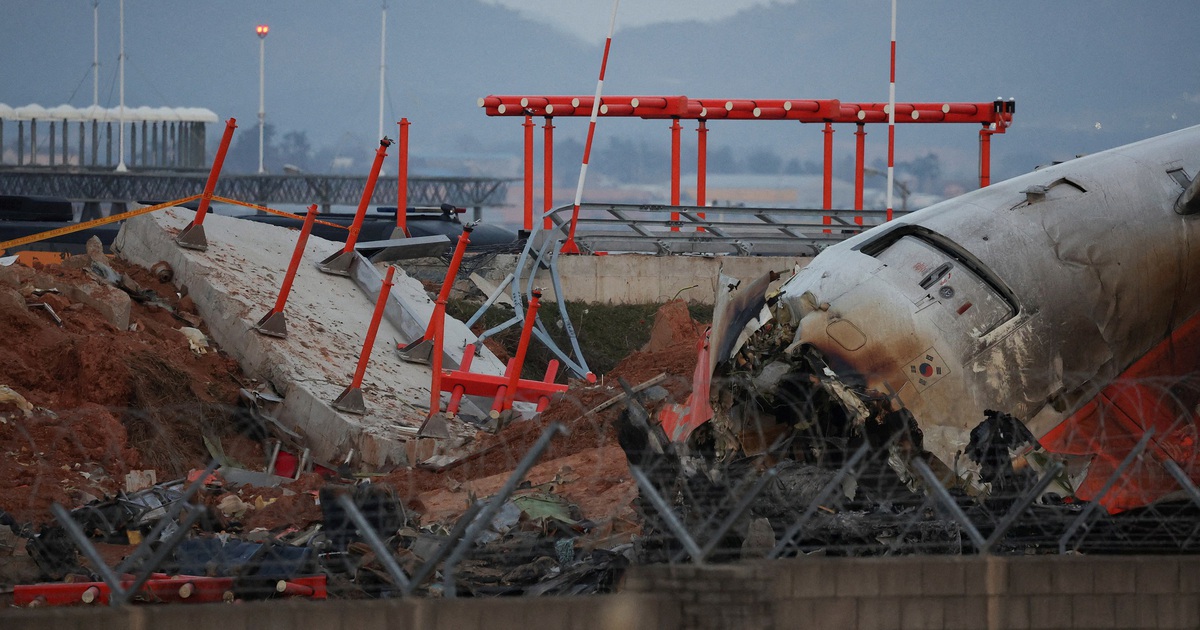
[{"xmin": 446, "ymin": 299, "xmax": 712, "ymax": 380}]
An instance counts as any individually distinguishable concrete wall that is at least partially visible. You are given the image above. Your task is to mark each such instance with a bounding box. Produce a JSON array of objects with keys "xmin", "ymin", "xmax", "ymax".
[
  {"xmin": 404, "ymin": 253, "xmax": 812, "ymax": 305},
  {"xmin": 624, "ymin": 555, "xmax": 1200, "ymax": 630},
  {"xmin": 6, "ymin": 555, "xmax": 1198, "ymax": 629}
]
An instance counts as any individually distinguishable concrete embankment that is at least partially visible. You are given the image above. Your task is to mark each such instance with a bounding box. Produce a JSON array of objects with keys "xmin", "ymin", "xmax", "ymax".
[
  {"xmin": 411, "ymin": 252, "xmax": 812, "ymax": 305},
  {"xmin": 114, "ymin": 207, "xmax": 502, "ymax": 470}
]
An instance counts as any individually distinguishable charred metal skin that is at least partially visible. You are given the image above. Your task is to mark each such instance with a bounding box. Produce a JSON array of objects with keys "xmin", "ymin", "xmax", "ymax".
[{"xmin": 723, "ymin": 125, "xmax": 1200, "ymax": 506}]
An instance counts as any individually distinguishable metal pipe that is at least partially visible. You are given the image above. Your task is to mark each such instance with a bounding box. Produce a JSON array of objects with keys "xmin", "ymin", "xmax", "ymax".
[
  {"xmin": 979, "ymin": 128, "xmax": 992, "ymax": 188},
  {"xmin": 93, "ymin": 0, "xmax": 99, "ymax": 107},
  {"xmin": 346, "ymin": 266, "xmax": 396, "ymax": 392},
  {"xmin": 117, "ymin": 0, "xmax": 125, "ymax": 171},
  {"xmin": 396, "ymin": 118, "xmax": 410, "ymax": 235},
  {"xmin": 258, "ymin": 26, "xmax": 267, "ymax": 174},
  {"xmin": 822, "ymin": 121, "xmax": 834, "ymax": 232},
  {"xmin": 670, "ymin": 118, "xmax": 681, "ymax": 212},
  {"xmin": 377, "ymin": 2, "xmax": 387, "ymax": 141},
  {"xmin": 523, "ymin": 114, "xmax": 534, "ymax": 232},
  {"xmin": 854, "ymin": 123, "xmax": 865, "ymax": 224},
  {"xmin": 501, "ymin": 289, "xmax": 543, "ymax": 410},
  {"xmin": 696, "ymin": 119, "xmax": 707, "ymax": 208},
  {"xmin": 269, "ymin": 204, "xmax": 318, "ymax": 315},
  {"xmin": 543, "ymin": 117, "xmax": 554, "ymax": 230},
  {"xmin": 886, "ymin": 0, "xmax": 897, "ymax": 222},
  {"xmin": 341, "ymin": 137, "xmax": 391, "ymax": 253},
  {"xmin": 190, "ymin": 118, "xmax": 237, "ymax": 227}
]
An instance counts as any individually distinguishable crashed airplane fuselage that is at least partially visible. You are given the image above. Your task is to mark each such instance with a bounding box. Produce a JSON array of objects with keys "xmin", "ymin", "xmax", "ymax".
[{"xmin": 689, "ymin": 124, "xmax": 1200, "ymax": 510}]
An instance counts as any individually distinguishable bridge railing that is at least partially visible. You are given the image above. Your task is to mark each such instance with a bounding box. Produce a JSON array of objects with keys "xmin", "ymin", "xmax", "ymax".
[
  {"xmin": 543, "ymin": 203, "xmax": 910, "ymax": 256},
  {"xmin": 0, "ymin": 170, "xmax": 511, "ymax": 209}
]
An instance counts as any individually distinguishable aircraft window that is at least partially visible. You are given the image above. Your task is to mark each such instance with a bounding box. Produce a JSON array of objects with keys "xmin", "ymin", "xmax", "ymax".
[{"xmin": 873, "ymin": 235, "xmax": 1016, "ymax": 336}]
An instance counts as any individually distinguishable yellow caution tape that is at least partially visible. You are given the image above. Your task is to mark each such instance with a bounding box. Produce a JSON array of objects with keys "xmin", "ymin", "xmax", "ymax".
[
  {"xmin": 0, "ymin": 194, "xmax": 203, "ymax": 253},
  {"xmin": 210, "ymin": 196, "xmax": 351, "ymax": 230},
  {"xmin": 0, "ymin": 193, "xmax": 370, "ymax": 254}
]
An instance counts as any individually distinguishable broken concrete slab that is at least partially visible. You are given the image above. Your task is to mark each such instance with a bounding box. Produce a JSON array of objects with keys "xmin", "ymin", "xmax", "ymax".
[
  {"xmin": 114, "ymin": 206, "xmax": 505, "ymax": 470},
  {"xmin": 59, "ymin": 278, "xmax": 131, "ymax": 331}
]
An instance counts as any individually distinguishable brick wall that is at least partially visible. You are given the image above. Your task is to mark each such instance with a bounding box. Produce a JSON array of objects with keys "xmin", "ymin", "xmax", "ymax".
[
  {"xmin": 625, "ymin": 555, "xmax": 1200, "ymax": 630},
  {"xmin": 3, "ymin": 555, "xmax": 1197, "ymax": 629}
]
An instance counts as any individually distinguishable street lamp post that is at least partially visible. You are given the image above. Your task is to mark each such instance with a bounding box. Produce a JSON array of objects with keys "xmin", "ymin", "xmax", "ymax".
[
  {"xmin": 256, "ymin": 24, "xmax": 269, "ymax": 174},
  {"xmin": 116, "ymin": 0, "xmax": 126, "ymax": 172}
]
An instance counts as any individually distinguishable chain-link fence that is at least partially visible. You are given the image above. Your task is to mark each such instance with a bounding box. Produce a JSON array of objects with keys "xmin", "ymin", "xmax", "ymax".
[{"xmin": 1, "ymin": 367, "xmax": 1198, "ymax": 608}]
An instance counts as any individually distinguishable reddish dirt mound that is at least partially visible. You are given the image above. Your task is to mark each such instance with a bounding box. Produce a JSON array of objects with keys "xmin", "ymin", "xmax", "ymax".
[
  {"xmin": 376, "ymin": 299, "xmax": 705, "ymax": 520},
  {"xmin": 0, "ymin": 255, "xmax": 259, "ymax": 525}
]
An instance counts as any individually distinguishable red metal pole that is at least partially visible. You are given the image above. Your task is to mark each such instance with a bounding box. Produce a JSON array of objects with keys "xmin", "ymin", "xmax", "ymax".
[
  {"xmin": 561, "ymin": 0, "xmax": 620, "ymax": 255},
  {"xmin": 420, "ymin": 226, "xmax": 472, "ymax": 342},
  {"xmin": 854, "ymin": 123, "xmax": 866, "ymax": 226},
  {"xmin": 670, "ymin": 118, "xmax": 681, "ymax": 231},
  {"xmin": 271, "ymin": 204, "xmax": 318, "ymax": 314},
  {"xmin": 823, "ymin": 122, "xmax": 834, "ymax": 233},
  {"xmin": 523, "ymin": 115, "xmax": 534, "ymax": 232},
  {"xmin": 445, "ymin": 343, "xmax": 476, "ymax": 416},
  {"xmin": 429, "ymin": 308, "xmax": 445, "ymax": 415},
  {"xmin": 490, "ymin": 359, "xmax": 518, "ymax": 416},
  {"xmin": 886, "ymin": 0, "xmax": 898, "ymax": 223},
  {"xmin": 192, "ymin": 117, "xmax": 236, "ymax": 227},
  {"xmin": 342, "ymin": 137, "xmax": 392, "ymax": 254},
  {"xmin": 696, "ymin": 120, "xmax": 708, "ymax": 207},
  {"xmin": 422, "ymin": 227, "xmax": 472, "ymax": 414},
  {"xmin": 348, "ymin": 266, "xmax": 396, "ymax": 391},
  {"xmin": 397, "ymin": 118, "xmax": 410, "ymax": 236},
  {"xmin": 543, "ymin": 117, "xmax": 554, "ymax": 230},
  {"xmin": 537, "ymin": 359, "xmax": 559, "ymax": 411},
  {"xmin": 979, "ymin": 127, "xmax": 992, "ymax": 188},
  {"xmin": 696, "ymin": 119, "xmax": 707, "ymax": 232},
  {"xmin": 502, "ymin": 289, "xmax": 543, "ymax": 410}
]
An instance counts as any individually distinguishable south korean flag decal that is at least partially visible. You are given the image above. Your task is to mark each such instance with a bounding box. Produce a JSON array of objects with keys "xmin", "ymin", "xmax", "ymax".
[{"xmin": 906, "ymin": 347, "xmax": 950, "ymax": 392}]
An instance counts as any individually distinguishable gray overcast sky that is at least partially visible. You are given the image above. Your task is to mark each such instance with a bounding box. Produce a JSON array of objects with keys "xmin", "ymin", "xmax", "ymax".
[
  {"xmin": 479, "ymin": 0, "xmax": 785, "ymax": 42},
  {"xmin": 2, "ymin": 0, "xmax": 1199, "ymax": 184}
]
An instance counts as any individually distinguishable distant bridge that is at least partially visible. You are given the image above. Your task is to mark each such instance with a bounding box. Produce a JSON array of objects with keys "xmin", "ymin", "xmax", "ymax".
[{"xmin": 0, "ymin": 169, "xmax": 511, "ymax": 211}]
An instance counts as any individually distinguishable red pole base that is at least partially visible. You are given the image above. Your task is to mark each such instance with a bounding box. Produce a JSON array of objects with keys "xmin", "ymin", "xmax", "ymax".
[
  {"xmin": 175, "ymin": 223, "xmax": 208, "ymax": 251},
  {"xmin": 559, "ymin": 238, "xmax": 581, "ymax": 255},
  {"xmin": 254, "ymin": 309, "xmax": 288, "ymax": 338}
]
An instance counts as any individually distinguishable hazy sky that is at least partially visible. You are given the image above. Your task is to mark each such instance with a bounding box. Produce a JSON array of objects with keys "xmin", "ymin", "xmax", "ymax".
[
  {"xmin": 479, "ymin": 0, "xmax": 787, "ymax": 42},
  {"xmin": 2, "ymin": 0, "xmax": 1199, "ymax": 186}
]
